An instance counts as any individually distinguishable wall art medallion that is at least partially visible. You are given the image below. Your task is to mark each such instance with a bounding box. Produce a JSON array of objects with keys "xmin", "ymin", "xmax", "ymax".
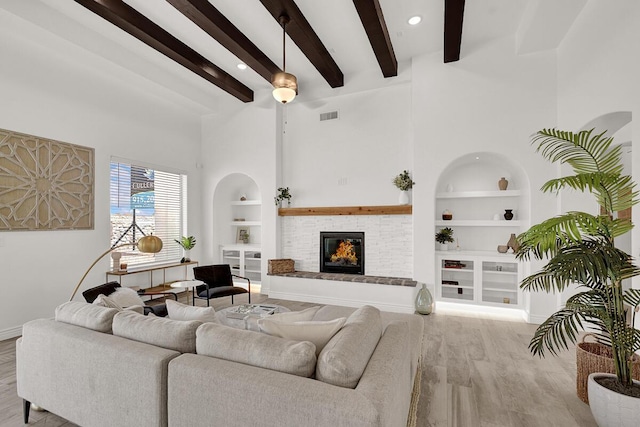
[{"xmin": 0, "ymin": 128, "xmax": 94, "ymax": 231}]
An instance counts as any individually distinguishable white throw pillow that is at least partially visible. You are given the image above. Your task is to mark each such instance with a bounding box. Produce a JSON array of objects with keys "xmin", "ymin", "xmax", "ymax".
[
  {"xmin": 258, "ymin": 317, "xmax": 347, "ymax": 355},
  {"xmin": 93, "ymin": 294, "xmax": 144, "ymax": 314},
  {"xmin": 166, "ymin": 299, "xmax": 217, "ymax": 323},
  {"xmin": 110, "ymin": 287, "xmax": 146, "ymax": 308},
  {"xmin": 269, "ymin": 306, "xmax": 321, "ymax": 322}
]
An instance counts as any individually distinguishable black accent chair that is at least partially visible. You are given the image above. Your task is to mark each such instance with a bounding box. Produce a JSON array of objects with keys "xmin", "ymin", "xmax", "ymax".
[
  {"xmin": 82, "ymin": 281, "xmax": 177, "ymax": 317},
  {"xmin": 192, "ymin": 264, "xmax": 251, "ymax": 306}
]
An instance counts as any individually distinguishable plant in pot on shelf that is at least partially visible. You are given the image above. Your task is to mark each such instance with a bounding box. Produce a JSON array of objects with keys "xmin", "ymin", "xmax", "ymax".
[
  {"xmin": 514, "ymin": 128, "xmax": 640, "ymax": 426},
  {"xmin": 393, "ymin": 170, "xmax": 415, "ymax": 205},
  {"xmin": 175, "ymin": 236, "xmax": 196, "ymax": 263},
  {"xmin": 435, "ymin": 227, "xmax": 454, "ymax": 251},
  {"xmin": 274, "ymin": 187, "xmax": 292, "ymax": 207}
]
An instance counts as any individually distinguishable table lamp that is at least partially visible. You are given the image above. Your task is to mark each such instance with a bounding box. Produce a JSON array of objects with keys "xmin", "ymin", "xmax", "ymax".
[{"xmin": 69, "ymin": 235, "xmax": 163, "ymax": 301}]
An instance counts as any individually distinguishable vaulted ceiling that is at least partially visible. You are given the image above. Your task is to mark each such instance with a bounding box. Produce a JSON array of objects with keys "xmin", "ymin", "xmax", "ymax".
[{"xmin": 1, "ymin": 0, "xmax": 587, "ymax": 113}]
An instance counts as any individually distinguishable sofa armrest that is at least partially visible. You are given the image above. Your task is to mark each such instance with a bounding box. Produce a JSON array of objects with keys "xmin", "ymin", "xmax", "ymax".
[
  {"xmin": 355, "ymin": 322, "xmax": 415, "ymax": 427},
  {"xmin": 168, "ymin": 354, "xmax": 381, "ymax": 427}
]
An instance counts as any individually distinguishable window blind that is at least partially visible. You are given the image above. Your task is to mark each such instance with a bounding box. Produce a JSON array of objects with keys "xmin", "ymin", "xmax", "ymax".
[{"xmin": 110, "ymin": 160, "xmax": 187, "ymax": 267}]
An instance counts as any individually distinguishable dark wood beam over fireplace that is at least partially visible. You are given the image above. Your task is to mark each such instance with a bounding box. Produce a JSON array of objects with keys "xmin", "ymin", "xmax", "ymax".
[
  {"xmin": 166, "ymin": 0, "xmax": 280, "ymax": 83},
  {"xmin": 352, "ymin": 0, "xmax": 397, "ymax": 77},
  {"xmin": 444, "ymin": 0, "xmax": 466, "ymax": 63},
  {"xmin": 74, "ymin": 0, "xmax": 254, "ymax": 102},
  {"xmin": 259, "ymin": 0, "xmax": 344, "ymax": 88}
]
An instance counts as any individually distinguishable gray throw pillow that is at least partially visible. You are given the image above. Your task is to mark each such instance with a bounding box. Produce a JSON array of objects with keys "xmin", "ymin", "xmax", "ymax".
[{"xmin": 55, "ymin": 301, "xmax": 118, "ymax": 333}]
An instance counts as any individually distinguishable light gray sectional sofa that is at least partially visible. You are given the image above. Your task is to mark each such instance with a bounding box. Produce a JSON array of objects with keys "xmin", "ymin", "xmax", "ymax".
[{"xmin": 17, "ymin": 301, "xmax": 423, "ymax": 427}]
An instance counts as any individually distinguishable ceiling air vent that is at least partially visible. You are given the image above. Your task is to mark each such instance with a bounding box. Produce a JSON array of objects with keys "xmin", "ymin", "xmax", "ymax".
[{"xmin": 320, "ymin": 110, "xmax": 339, "ymax": 121}]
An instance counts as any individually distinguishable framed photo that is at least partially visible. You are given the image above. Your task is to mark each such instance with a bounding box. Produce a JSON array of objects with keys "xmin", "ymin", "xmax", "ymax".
[{"xmin": 236, "ymin": 227, "xmax": 250, "ymax": 244}]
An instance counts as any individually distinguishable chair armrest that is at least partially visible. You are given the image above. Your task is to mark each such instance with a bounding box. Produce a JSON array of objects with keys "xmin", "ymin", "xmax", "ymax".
[
  {"xmin": 137, "ymin": 290, "xmax": 179, "ymax": 300},
  {"xmin": 231, "ymin": 275, "xmax": 251, "ymax": 292}
]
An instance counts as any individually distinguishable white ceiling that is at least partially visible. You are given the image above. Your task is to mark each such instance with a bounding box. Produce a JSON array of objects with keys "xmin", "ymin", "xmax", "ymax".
[{"xmin": 0, "ymin": 0, "xmax": 585, "ymax": 115}]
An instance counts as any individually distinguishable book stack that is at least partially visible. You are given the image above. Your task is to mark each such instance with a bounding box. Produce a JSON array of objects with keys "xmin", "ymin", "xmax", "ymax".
[{"xmin": 444, "ymin": 260, "xmax": 466, "ymax": 269}]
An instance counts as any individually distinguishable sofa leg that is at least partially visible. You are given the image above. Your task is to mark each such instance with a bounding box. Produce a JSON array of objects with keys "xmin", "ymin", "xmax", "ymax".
[{"xmin": 23, "ymin": 400, "xmax": 30, "ymax": 424}]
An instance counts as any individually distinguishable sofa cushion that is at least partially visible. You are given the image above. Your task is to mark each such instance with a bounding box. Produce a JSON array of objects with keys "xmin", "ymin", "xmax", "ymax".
[
  {"xmin": 316, "ymin": 305, "xmax": 383, "ymax": 388},
  {"xmin": 196, "ymin": 322, "xmax": 317, "ymax": 377},
  {"xmin": 93, "ymin": 294, "xmax": 144, "ymax": 315},
  {"xmin": 112, "ymin": 310, "xmax": 201, "ymax": 353},
  {"xmin": 55, "ymin": 301, "xmax": 118, "ymax": 333},
  {"xmin": 166, "ymin": 299, "xmax": 217, "ymax": 323},
  {"xmin": 257, "ymin": 317, "xmax": 346, "ymax": 356},
  {"xmin": 110, "ymin": 287, "xmax": 146, "ymax": 308}
]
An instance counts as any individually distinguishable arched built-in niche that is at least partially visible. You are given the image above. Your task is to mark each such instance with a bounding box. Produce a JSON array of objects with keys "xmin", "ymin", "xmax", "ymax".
[
  {"xmin": 212, "ymin": 173, "xmax": 262, "ymax": 283},
  {"xmin": 434, "ymin": 152, "xmax": 531, "ymax": 312}
]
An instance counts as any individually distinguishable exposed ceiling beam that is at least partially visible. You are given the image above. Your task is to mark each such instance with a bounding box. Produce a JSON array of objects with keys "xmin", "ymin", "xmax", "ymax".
[
  {"xmin": 352, "ymin": 0, "xmax": 397, "ymax": 78},
  {"xmin": 444, "ymin": 0, "xmax": 466, "ymax": 63},
  {"xmin": 259, "ymin": 0, "xmax": 344, "ymax": 88},
  {"xmin": 74, "ymin": 0, "xmax": 253, "ymax": 102},
  {"xmin": 166, "ymin": 0, "xmax": 280, "ymax": 83}
]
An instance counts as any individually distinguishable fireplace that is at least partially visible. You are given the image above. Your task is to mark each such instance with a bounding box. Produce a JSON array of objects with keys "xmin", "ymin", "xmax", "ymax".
[{"xmin": 320, "ymin": 232, "xmax": 365, "ymax": 275}]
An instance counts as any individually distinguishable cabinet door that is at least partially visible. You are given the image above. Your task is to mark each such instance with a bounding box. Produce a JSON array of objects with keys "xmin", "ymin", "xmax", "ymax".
[
  {"xmin": 439, "ymin": 258, "xmax": 475, "ymax": 302},
  {"xmin": 481, "ymin": 261, "xmax": 519, "ymax": 306},
  {"xmin": 243, "ymin": 250, "xmax": 262, "ymax": 283},
  {"xmin": 222, "ymin": 249, "xmax": 241, "ymax": 274}
]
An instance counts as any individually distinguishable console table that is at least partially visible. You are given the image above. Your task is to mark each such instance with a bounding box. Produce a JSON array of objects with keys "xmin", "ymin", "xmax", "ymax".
[{"xmin": 106, "ymin": 261, "xmax": 199, "ymax": 294}]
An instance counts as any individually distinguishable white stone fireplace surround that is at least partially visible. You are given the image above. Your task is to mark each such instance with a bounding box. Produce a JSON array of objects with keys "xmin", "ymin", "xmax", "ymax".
[
  {"xmin": 281, "ymin": 215, "xmax": 413, "ymax": 278},
  {"xmin": 269, "ymin": 213, "xmax": 416, "ymax": 313}
]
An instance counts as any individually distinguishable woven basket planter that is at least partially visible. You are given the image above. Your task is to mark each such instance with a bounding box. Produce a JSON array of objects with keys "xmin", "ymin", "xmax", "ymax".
[
  {"xmin": 268, "ymin": 259, "xmax": 295, "ymax": 275},
  {"xmin": 576, "ymin": 334, "xmax": 640, "ymax": 404}
]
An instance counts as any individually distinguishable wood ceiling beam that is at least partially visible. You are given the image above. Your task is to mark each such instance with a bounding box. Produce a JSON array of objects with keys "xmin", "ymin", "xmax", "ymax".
[
  {"xmin": 166, "ymin": 0, "xmax": 280, "ymax": 83},
  {"xmin": 259, "ymin": 0, "xmax": 344, "ymax": 88},
  {"xmin": 352, "ymin": 0, "xmax": 397, "ymax": 77},
  {"xmin": 74, "ymin": 0, "xmax": 253, "ymax": 102},
  {"xmin": 444, "ymin": 0, "xmax": 466, "ymax": 63}
]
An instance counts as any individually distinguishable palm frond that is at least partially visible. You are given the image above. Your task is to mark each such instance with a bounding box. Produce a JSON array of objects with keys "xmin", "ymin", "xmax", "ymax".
[
  {"xmin": 623, "ymin": 288, "xmax": 640, "ymax": 309},
  {"xmin": 529, "ymin": 307, "xmax": 591, "ymax": 357}
]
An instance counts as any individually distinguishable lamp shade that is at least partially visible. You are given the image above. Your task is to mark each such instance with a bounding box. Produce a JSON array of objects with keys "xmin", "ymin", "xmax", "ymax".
[
  {"xmin": 272, "ymin": 72, "xmax": 297, "ymax": 104},
  {"xmin": 137, "ymin": 234, "xmax": 163, "ymax": 253}
]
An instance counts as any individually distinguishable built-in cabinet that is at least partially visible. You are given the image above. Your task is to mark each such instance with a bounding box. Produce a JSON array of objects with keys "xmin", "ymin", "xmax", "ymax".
[
  {"xmin": 435, "ymin": 152, "xmax": 529, "ymax": 311},
  {"xmin": 221, "ymin": 245, "xmax": 262, "ymax": 284}
]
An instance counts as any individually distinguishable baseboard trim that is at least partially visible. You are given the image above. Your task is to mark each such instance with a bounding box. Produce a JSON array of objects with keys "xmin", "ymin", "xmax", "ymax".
[
  {"xmin": 268, "ymin": 290, "xmax": 414, "ymax": 314},
  {"xmin": 0, "ymin": 325, "xmax": 22, "ymax": 341},
  {"xmin": 526, "ymin": 314, "xmax": 548, "ymax": 325}
]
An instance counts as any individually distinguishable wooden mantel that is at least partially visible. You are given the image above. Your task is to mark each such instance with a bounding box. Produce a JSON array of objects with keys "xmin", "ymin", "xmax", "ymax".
[{"xmin": 278, "ymin": 205, "xmax": 412, "ymax": 216}]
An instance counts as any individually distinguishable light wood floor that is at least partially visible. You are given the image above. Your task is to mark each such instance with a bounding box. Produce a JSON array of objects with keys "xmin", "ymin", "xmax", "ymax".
[{"xmin": 0, "ymin": 293, "xmax": 596, "ymax": 427}]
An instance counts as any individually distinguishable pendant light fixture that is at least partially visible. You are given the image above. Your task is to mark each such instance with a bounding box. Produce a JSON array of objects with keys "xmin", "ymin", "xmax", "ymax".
[{"xmin": 272, "ymin": 15, "xmax": 298, "ymax": 104}]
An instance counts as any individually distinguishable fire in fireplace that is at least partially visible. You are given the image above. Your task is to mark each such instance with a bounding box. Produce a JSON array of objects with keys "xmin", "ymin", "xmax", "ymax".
[{"xmin": 320, "ymin": 232, "xmax": 365, "ymax": 275}]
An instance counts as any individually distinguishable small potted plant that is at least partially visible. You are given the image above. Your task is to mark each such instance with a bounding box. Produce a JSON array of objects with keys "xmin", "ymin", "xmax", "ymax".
[
  {"xmin": 174, "ymin": 235, "xmax": 196, "ymax": 263},
  {"xmin": 435, "ymin": 227, "xmax": 454, "ymax": 251},
  {"xmin": 393, "ymin": 170, "xmax": 415, "ymax": 205},
  {"xmin": 274, "ymin": 187, "xmax": 292, "ymax": 207}
]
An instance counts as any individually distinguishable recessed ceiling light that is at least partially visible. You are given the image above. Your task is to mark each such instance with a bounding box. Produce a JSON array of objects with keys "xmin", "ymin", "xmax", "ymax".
[
  {"xmin": 237, "ymin": 63, "xmax": 247, "ymax": 70},
  {"xmin": 408, "ymin": 16, "xmax": 422, "ymax": 26}
]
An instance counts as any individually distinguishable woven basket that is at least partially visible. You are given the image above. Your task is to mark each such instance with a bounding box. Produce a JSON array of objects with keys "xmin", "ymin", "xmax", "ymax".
[
  {"xmin": 268, "ymin": 259, "xmax": 295, "ymax": 275},
  {"xmin": 576, "ymin": 333, "xmax": 640, "ymax": 404}
]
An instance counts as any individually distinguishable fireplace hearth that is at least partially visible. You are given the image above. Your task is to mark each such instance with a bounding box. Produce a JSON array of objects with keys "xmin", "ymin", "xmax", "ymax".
[{"xmin": 320, "ymin": 232, "xmax": 365, "ymax": 275}]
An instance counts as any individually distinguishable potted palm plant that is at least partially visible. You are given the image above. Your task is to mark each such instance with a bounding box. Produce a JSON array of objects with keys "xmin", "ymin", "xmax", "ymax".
[{"xmin": 515, "ymin": 129, "xmax": 640, "ymax": 425}]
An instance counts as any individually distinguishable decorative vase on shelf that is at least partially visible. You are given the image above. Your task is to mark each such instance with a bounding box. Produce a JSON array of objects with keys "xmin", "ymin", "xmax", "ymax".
[
  {"xmin": 415, "ymin": 283, "xmax": 434, "ymax": 315},
  {"xmin": 183, "ymin": 249, "xmax": 191, "ymax": 263},
  {"xmin": 110, "ymin": 252, "xmax": 122, "ymax": 271},
  {"xmin": 498, "ymin": 177, "xmax": 509, "ymax": 191},
  {"xmin": 504, "ymin": 209, "xmax": 514, "ymax": 220},
  {"xmin": 438, "ymin": 243, "xmax": 449, "ymax": 251},
  {"xmin": 507, "ymin": 233, "xmax": 520, "ymax": 252},
  {"xmin": 398, "ymin": 190, "xmax": 410, "ymax": 205},
  {"xmin": 442, "ymin": 209, "xmax": 453, "ymax": 220}
]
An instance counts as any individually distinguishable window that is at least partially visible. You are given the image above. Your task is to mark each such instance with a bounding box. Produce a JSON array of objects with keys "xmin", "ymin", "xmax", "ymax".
[{"xmin": 110, "ymin": 159, "xmax": 187, "ymax": 267}]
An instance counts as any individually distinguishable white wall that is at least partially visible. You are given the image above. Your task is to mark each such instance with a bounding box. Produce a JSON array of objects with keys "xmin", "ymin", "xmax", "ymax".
[
  {"xmin": 0, "ymin": 10, "xmax": 202, "ymax": 338},
  {"xmin": 411, "ymin": 35, "xmax": 559, "ymax": 322},
  {"xmin": 557, "ymin": 1, "xmax": 640, "ymax": 324}
]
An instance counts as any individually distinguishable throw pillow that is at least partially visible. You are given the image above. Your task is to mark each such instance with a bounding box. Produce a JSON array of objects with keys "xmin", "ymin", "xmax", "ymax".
[
  {"xmin": 316, "ymin": 305, "xmax": 383, "ymax": 388},
  {"xmin": 258, "ymin": 317, "xmax": 347, "ymax": 356},
  {"xmin": 269, "ymin": 306, "xmax": 321, "ymax": 322},
  {"xmin": 196, "ymin": 322, "xmax": 317, "ymax": 377},
  {"xmin": 93, "ymin": 294, "xmax": 144, "ymax": 314},
  {"xmin": 166, "ymin": 299, "xmax": 217, "ymax": 323},
  {"xmin": 55, "ymin": 301, "xmax": 119, "ymax": 333},
  {"xmin": 110, "ymin": 287, "xmax": 146, "ymax": 308}
]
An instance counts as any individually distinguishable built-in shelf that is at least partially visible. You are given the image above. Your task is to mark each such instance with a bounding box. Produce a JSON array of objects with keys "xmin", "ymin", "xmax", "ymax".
[
  {"xmin": 230, "ymin": 220, "xmax": 261, "ymax": 226},
  {"xmin": 230, "ymin": 200, "xmax": 261, "ymax": 206},
  {"xmin": 436, "ymin": 190, "xmax": 521, "ymax": 199},
  {"xmin": 278, "ymin": 205, "xmax": 412, "ymax": 216},
  {"xmin": 435, "ymin": 220, "xmax": 522, "ymax": 227},
  {"xmin": 436, "ymin": 250, "xmax": 517, "ymax": 257}
]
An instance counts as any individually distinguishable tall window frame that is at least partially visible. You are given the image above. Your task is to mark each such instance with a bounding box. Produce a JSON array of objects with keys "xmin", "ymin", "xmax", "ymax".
[{"xmin": 109, "ymin": 157, "xmax": 187, "ymax": 268}]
